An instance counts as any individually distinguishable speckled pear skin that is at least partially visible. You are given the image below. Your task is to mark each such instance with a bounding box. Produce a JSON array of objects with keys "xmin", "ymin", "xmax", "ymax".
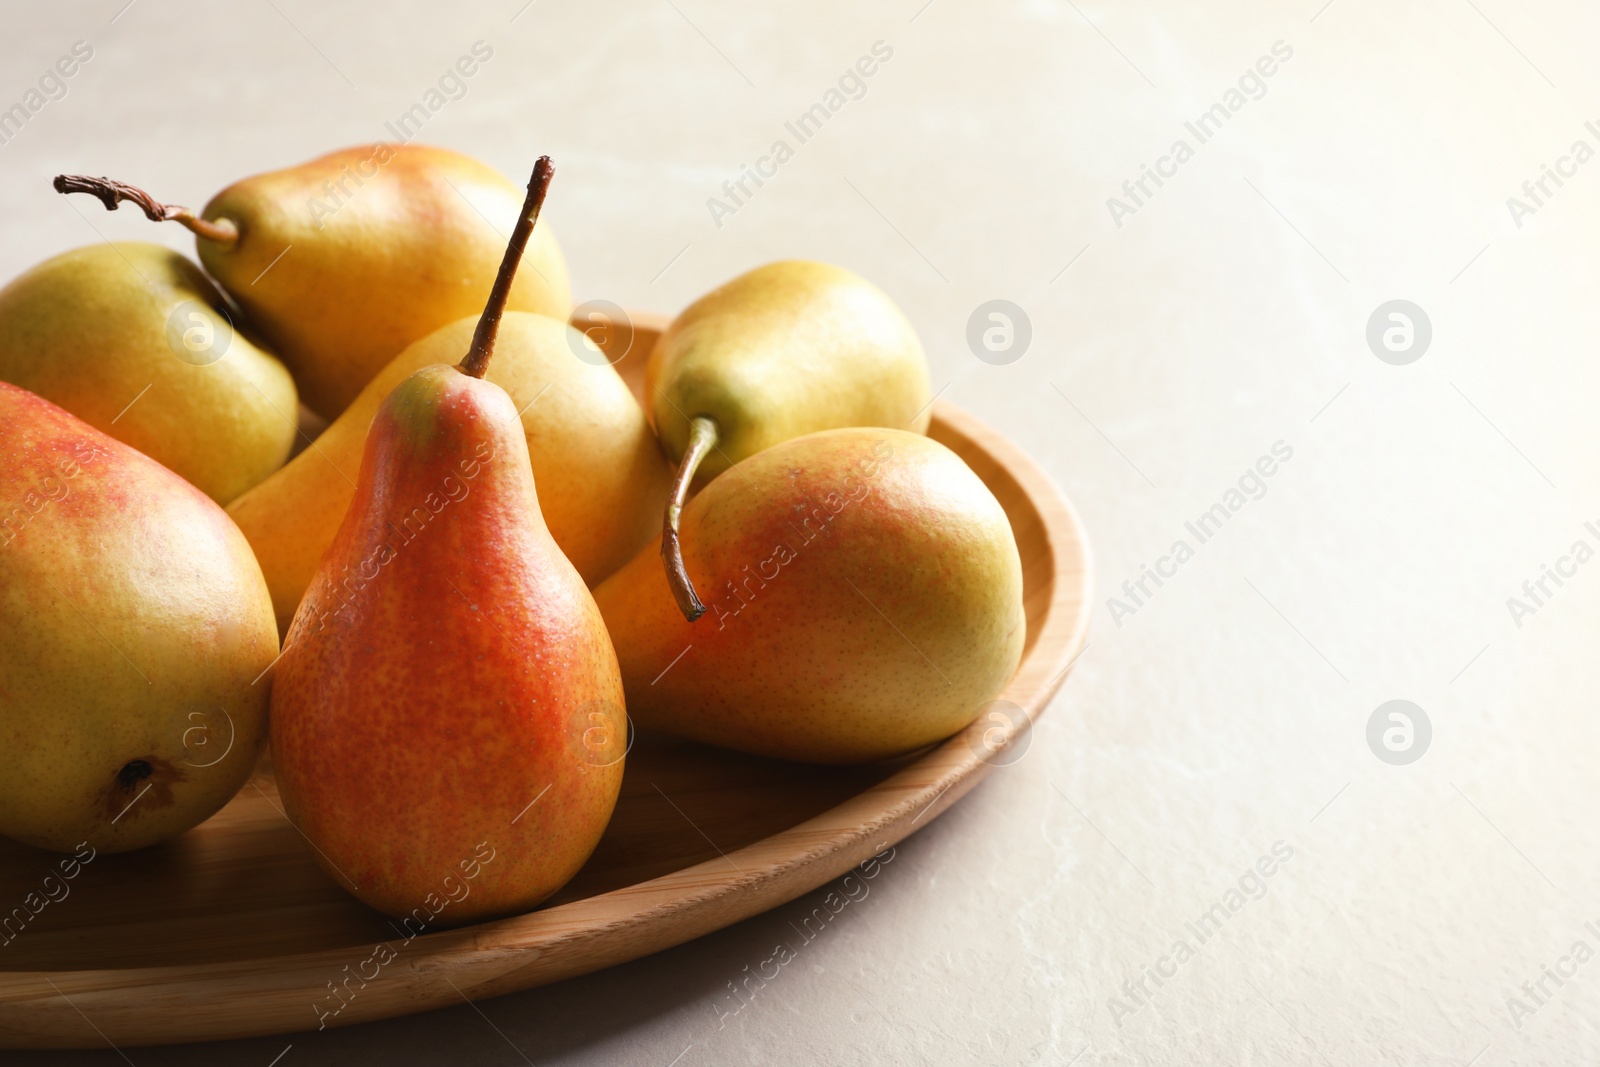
[
  {"xmin": 227, "ymin": 312, "xmax": 670, "ymax": 634},
  {"xmin": 593, "ymin": 427, "xmax": 1025, "ymax": 764},
  {"xmin": 0, "ymin": 242, "xmax": 297, "ymax": 504},
  {"xmin": 269, "ymin": 364, "xmax": 625, "ymax": 923},
  {"xmin": 645, "ymin": 261, "xmax": 931, "ymax": 479},
  {"xmin": 0, "ymin": 382, "xmax": 277, "ymax": 854},
  {"xmin": 196, "ymin": 144, "xmax": 572, "ymax": 419}
]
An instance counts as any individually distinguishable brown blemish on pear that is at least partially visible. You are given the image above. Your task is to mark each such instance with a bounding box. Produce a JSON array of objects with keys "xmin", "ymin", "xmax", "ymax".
[
  {"xmin": 99, "ymin": 757, "xmax": 186, "ymax": 821},
  {"xmin": 0, "ymin": 383, "xmax": 277, "ymax": 856}
]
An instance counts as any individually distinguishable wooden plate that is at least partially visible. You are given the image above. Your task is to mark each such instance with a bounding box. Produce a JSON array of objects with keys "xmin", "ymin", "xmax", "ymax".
[{"xmin": 0, "ymin": 312, "xmax": 1092, "ymax": 1049}]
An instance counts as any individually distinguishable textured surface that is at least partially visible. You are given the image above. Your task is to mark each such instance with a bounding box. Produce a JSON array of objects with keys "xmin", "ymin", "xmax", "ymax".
[{"xmin": 0, "ymin": 0, "xmax": 1595, "ymax": 1063}]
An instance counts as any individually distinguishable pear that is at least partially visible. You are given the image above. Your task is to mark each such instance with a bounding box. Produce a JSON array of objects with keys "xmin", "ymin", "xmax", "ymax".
[
  {"xmin": 647, "ymin": 260, "xmax": 931, "ymax": 619},
  {"xmin": 56, "ymin": 143, "xmax": 571, "ymax": 418},
  {"xmin": 270, "ymin": 158, "xmax": 625, "ymax": 921},
  {"xmin": 593, "ymin": 427, "xmax": 1025, "ymax": 764},
  {"xmin": 0, "ymin": 382, "xmax": 278, "ymax": 854},
  {"xmin": 227, "ymin": 311, "xmax": 670, "ymax": 633},
  {"xmin": 0, "ymin": 242, "xmax": 297, "ymax": 504}
]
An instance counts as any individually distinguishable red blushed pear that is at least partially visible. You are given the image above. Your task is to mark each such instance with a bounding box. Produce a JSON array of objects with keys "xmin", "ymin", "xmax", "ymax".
[
  {"xmin": 594, "ymin": 427, "xmax": 1026, "ymax": 764},
  {"xmin": 269, "ymin": 158, "xmax": 625, "ymax": 923},
  {"xmin": 0, "ymin": 383, "xmax": 277, "ymax": 854}
]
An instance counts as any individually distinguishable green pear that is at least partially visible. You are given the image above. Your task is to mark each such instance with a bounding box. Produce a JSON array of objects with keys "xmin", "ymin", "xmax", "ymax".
[
  {"xmin": 645, "ymin": 260, "xmax": 931, "ymax": 619},
  {"xmin": 0, "ymin": 242, "xmax": 297, "ymax": 504},
  {"xmin": 593, "ymin": 427, "xmax": 1024, "ymax": 763},
  {"xmin": 56, "ymin": 143, "xmax": 571, "ymax": 419},
  {"xmin": 0, "ymin": 382, "xmax": 279, "ymax": 854}
]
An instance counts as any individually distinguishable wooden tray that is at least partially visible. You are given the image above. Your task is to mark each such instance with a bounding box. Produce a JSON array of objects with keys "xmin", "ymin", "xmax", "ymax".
[{"xmin": 0, "ymin": 311, "xmax": 1092, "ymax": 1049}]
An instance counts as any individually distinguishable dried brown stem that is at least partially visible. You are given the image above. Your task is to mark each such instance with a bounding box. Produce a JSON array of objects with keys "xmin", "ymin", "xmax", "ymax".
[
  {"xmin": 661, "ymin": 416, "xmax": 718, "ymax": 622},
  {"xmin": 53, "ymin": 174, "xmax": 239, "ymax": 244},
  {"xmin": 459, "ymin": 156, "xmax": 555, "ymax": 380}
]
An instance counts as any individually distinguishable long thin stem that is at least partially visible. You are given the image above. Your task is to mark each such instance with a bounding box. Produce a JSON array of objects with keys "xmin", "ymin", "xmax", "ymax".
[
  {"xmin": 53, "ymin": 174, "xmax": 239, "ymax": 244},
  {"xmin": 661, "ymin": 416, "xmax": 719, "ymax": 622},
  {"xmin": 459, "ymin": 156, "xmax": 555, "ymax": 380}
]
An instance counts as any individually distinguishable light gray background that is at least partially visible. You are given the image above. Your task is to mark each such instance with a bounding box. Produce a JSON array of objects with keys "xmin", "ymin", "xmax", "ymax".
[{"xmin": 4, "ymin": 0, "xmax": 1598, "ymax": 1063}]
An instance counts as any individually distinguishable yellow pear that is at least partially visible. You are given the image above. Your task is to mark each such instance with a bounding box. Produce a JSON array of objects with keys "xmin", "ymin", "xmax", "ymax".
[
  {"xmin": 648, "ymin": 260, "xmax": 930, "ymax": 476},
  {"xmin": 228, "ymin": 313, "xmax": 671, "ymax": 632},
  {"xmin": 594, "ymin": 427, "xmax": 1025, "ymax": 763},
  {"xmin": 57, "ymin": 143, "xmax": 571, "ymax": 418},
  {"xmin": 0, "ymin": 382, "xmax": 278, "ymax": 853},
  {"xmin": 0, "ymin": 242, "xmax": 297, "ymax": 504},
  {"xmin": 646, "ymin": 260, "xmax": 930, "ymax": 619}
]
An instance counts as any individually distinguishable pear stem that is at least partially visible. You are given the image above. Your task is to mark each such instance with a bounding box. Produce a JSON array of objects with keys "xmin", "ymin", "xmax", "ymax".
[
  {"xmin": 52, "ymin": 174, "xmax": 239, "ymax": 244},
  {"xmin": 459, "ymin": 156, "xmax": 555, "ymax": 380},
  {"xmin": 662, "ymin": 415, "xmax": 719, "ymax": 622}
]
